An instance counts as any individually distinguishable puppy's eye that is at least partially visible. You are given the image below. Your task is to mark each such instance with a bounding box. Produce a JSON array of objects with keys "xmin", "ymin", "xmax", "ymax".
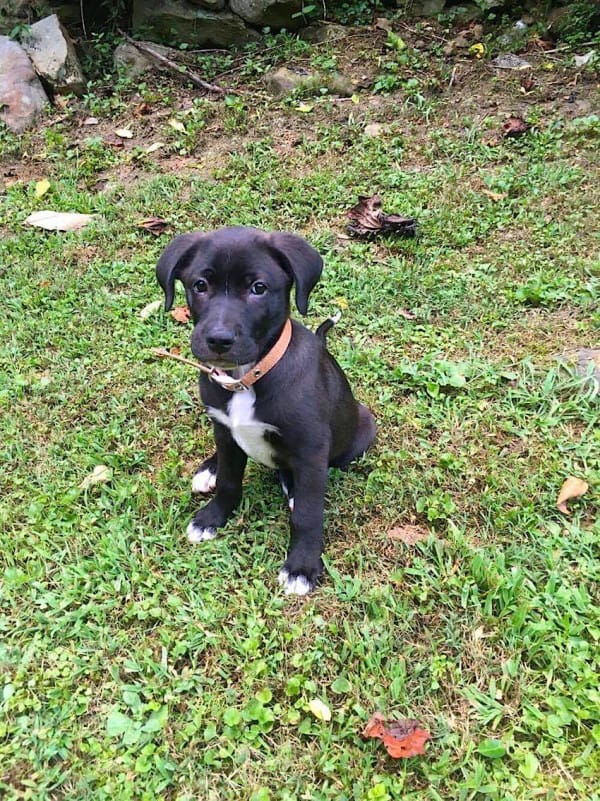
[
  {"xmin": 251, "ymin": 281, "xmax": 268, "ymax": 296},
  {"xmin": 194, "ymin": 278, "xmax": 208, "ymax": 293}
]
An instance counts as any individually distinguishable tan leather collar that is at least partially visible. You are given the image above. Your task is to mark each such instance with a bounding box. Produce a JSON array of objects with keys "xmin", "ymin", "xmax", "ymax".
[{"xmin": 209, "ymin": 318, "xmax": 292, "ymax": 392}]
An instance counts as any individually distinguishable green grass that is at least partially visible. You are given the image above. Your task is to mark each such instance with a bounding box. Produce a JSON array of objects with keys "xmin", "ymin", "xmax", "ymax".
[{"xmin": 1, "ymin": 37, "xmax": 599, "ymax": 801}]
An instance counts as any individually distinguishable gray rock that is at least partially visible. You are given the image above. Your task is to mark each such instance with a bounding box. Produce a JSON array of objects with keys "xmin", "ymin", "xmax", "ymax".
[
  {"xmin": 229, "ymin": 0, "xmax": 304, "ymax": 29},
  {"xmin": 132, "ymin": 0, "xmax": 260, "ymax": 48},
  {"xmin": 113, "ymin": 41, "xmax": 178, "ymax": 78},
  {"xmin": 363, "ymin": 123, "xmax": 385, "ymax": 138},
  {"xmin": 450, "ymin": 3, "xmax": 484, "ymax": 23},
  {"xmin": 300, "ymin": 21, "xmax": 347, "ymax": 43},
  {"xmin": 21, "ymin": 14, "xmax": 85, "ymax": 95},
  {"xmin": 264, "ymin": 66, "xmax": 354, "ymax": 97},
  {"xmin": 264, "ymin": 66, "xmax": 317, "ymax": 96},
  {"xmin": 187, "ymin": 0, "xmax": 226, "ymax": 8},
  {"xmin": 328, "ymin": 71, "xmax": 354, "ymax": 97},
  {"xmin": 491, "ymin": 53, "xmax": 532, "ymax": 70},
  {"xmin": 559, "ymin": 349, "xmax": 600, "ymax": 395},
  {"xmin": 0, "ymin": 35, "xmax": 48, "ymax": 132},
  {"xmin": 412, "ymin": 0, "xmax": 447, "ymax": 17}
]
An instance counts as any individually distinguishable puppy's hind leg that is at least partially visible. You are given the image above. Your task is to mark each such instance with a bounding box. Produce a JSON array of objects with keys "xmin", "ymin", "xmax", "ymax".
[
  {"xmin": 330, "ymin": 404, "xmax": 376, "ymax": 471},
  {"xmin": 191, "ymin": 452, "xmax": 218, "ymax": 494}
]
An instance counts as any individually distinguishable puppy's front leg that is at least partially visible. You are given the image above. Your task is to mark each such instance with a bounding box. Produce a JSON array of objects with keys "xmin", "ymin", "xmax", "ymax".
[
  {"xmin": 186, "ymin": 423, "xmax": 247, "ymax": 543},
  {"xmin": 278, "ymin": 461, "xmax": 328, "ymax": 596}
]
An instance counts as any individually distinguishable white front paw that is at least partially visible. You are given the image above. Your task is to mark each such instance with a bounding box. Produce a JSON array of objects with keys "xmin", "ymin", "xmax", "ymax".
[
  {"xmin": 191, "ymin": 468, "xmax": 217, "ymax": 494},
  {"xmin": 186, "ymin": 522, "xmax": 218, "ymax": 542},
  {"xmin": 277, "ymin": 569, "xmax": 311, "ymax": 596}
]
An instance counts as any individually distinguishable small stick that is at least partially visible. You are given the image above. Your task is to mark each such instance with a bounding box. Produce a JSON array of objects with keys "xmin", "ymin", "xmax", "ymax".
[
  {"xmin": 118, "ymin": 30, "xmax": 226, "ymax": 95},
  {"xmin": 448, "ymin": 64, "xmax": 458, "ymax": 88},
  {"xmin": 151, "ymin": 347, "xmax": 206, "ymax": 372}
]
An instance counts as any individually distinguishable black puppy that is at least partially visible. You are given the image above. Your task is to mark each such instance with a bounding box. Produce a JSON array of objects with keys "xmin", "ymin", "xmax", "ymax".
[{"xmin": 156, "ymin": 227, "xmax": 376, "ymax": 595}]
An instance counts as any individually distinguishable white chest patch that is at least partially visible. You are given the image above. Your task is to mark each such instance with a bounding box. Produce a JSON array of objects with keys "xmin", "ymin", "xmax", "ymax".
[{"xmin": 207, "ymin": 389, "xmax": 279, "ymax": 468}]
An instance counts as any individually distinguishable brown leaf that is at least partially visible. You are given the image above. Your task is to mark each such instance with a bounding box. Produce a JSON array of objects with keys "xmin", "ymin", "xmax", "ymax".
[
  {"xmin": 481, "ymin": 189, "xmax": 508, "ymax": 202},
  {"xmin": 556, "ymin": 476, "xmax": 589, "ymax": 515},
  {"xmin": 171, "ymin": 306, "xmax": 191, "ymax": 324},
  {"xmin": 138, "ymin": 216, "xmax": 168, "ymax": 236},
  {"xmin": 346, "ymin": 194, "xmax": 417, "ymax": 238},
  {"xmin": 502, "ymin": 116, "xmax": 529, "ymax": 138},
  {"xmin": 520, "ymin": 75, "xmax": 535, "ymax": 92},
  {"xmin": 104, "ymin": 135, "xmax": 125, "ymax": 149},
  {"xmin": 398, "ymin": 309, "xmax": 416, "ymax": 320},
  {"xmin": 135, "ymin": 102, "xmax": 151, "ymax": 116},
  {"xmin": 388, "ymin": 524, "xmax": 429, "ymax": 545},
  {"xmin": 363, "ymin": 712, "xmax": 431, "ymax": 759}
]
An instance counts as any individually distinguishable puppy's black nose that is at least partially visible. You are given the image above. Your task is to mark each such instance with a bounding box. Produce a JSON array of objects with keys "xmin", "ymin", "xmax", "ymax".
[{"xmin": 206, "ymin": 329, "xmax": 235, "ymax": 354}]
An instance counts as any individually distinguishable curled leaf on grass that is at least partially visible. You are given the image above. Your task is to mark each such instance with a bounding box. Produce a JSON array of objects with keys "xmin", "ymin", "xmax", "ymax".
[
  {"xmin": 79, "ymin": 465, "xmax": 112, "ymax": 490},
  {"xmin": 138, "ymin": 216, "xmax": 168, "ymax": 236},
  {"xmin": 362, "ymin": 712, "xmax": 431, "ymax": 758},
  {"xmin": 25, "ymin": 210, "xmax": 96, "ymax": 231},
  {"xmin": 171, "ymin": 306, "xmax": 191, "ymax": 324},
  {"xmin": 502, "ymin": 116, "xmax": 529, "ymax": 137},
  {"xmin": 556, "ymin": 476, "xmax": 589, "ymax": 514},
  {"xmin": 346, "ymin": 194, "xmax": 418, "ymax": 238},
  {"xmin": 308, "ymin": 699, "xmax": 332, "ymax": 722}
]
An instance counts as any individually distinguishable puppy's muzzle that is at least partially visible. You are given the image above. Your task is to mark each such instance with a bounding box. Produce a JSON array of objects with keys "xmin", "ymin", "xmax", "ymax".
[{"xmin": 205, "ymin": 326, "xmax": 235, "ymax": 355}]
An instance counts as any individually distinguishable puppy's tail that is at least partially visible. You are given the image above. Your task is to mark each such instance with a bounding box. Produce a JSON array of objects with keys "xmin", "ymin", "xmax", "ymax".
[{"xmin": 315, "ymin": 311, "xmax": 342, "ymax": 344}]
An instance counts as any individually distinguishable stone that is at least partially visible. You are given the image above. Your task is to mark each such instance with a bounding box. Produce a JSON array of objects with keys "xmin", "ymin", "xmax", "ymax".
[
  {"xmin": 0, "ymin": 35, "xmax": 48, "ymax": 132},
  {"xmin": 132, "ymin": 0, "xmax": 260, "ymax": 48},
  {"xmin": 264, "ymin": 66, "xmax": 354, "ymax": 97},
  {"xmin": 558, "ymin": 349, "xmax": 600, "ymax": 395},
  {"xmin": 264, "ymin": 66, "xmax": 316, "ymax": 96},
  {"xmin": 450, "ymin": 3, "xmax": 484, "ymax": 23},
  {"xmin": 300, "ymin": 21, "xmax": 347, "ymax": 43},
  {"xmin": 229, "ymin": 0, "xmax": 304, "ymax": 30},
  {"xmin": 412, "ymin": 0, "xmax": 447, "ymax": 17},
  {"xmin": 491, "ymin": 53, "xmax": 532, "ymax": 70},
  {"xmin": 113, "ymin": 41, "xmax": 178, "ymax": 78},
  {"xmin": 363, "ymin": 123, "xmax": 385, "ymax": 138},
  {"xmin": 328, "ymin": 71, "xmax": 354, "ymax": 97},
  {"xmin": 20, "ymin": 14, "xmax": 85, "ymax": 95}
]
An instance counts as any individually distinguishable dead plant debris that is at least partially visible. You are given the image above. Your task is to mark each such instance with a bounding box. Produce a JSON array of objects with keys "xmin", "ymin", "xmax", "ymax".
[
  {"xmin": 362, "ymin": 712, "xmax": 431, "ymax": 759},
  {"xmin": 346, "ymin": 194, "xmax": 418, "ymax": 238}
]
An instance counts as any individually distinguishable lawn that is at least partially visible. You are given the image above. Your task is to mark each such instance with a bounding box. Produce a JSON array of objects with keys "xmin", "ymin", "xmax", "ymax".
[{"xmin": 1, "ymin": 23, "xmax": 599, "ymax": 801}]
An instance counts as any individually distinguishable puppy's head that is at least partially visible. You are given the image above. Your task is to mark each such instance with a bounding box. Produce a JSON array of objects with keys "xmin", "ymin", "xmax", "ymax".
[{"xmin": 156, "ymin": 226, "xmax": 323, "ymax": 367}]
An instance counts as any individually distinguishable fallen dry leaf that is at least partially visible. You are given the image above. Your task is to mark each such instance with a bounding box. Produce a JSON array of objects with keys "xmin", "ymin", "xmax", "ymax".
[
  {"xmin": 520, "ymin": 75, "xmax": 535, "ymax": 92},
  {"xmin": 82, "ymin": 116, "xmax": 99, "ymax": 126},
  {"xmin": 556, "ymin": 476, "xmax": 589, "ymax": 514},
  {"xmin": 104, "ymin": 135, "xmax": 125, "ymax": 149},
  {"xmin": 398, "ymin": 308, "xmax": 416, "ymax": 320},
  {"xmin": 171, "ymin": 306, "xmax": 191, "ymax": 324},
  {"xmin": 481, "ymin": 189, "xmax": 508, "ymax": 202},
  {"xmin": 145, "ymin": 141, "xmax": 165, "ymax": 154},
  {"xmin": 138, "ymin": 216, "xmax": 168, "ymax": 236},
  {"xmin": 388, "ymin": 524, "xmax": 429, "ymax": 545},
  {"xmin": 308, "ymin": 699, "xmax": 332, "ymax": 722},
  {"xmin": 347, "ymin": 194, "xmax": 417, "ymax": 238},
  {"xmin": 79, "ymin": 464, "xmax": 112, "ymax": 490},
  {"xmin": 502, "ymin": 116, "xmax": 530, "ymax": 138},
  {"xmin": 140, "ymin": 299, "xmax": 163, "ymax": 319},
  {"xmin": 25, "ymin": 210, "xmax": 95, "ymax": 232},
  {"xmin": 34, "ymin": 178, "xmax": 51, "ymax": 198},
  {"xmin": 114, "ymin": 127, "xmax": 134, "ymax": 139},
  {"xmin": 363, "ymin": 712, "xmax": 431, "ymax": 759},
  {"xmin": 135, "ymin": 102, "xmax": 151, "ymax": 116},
  {"xmin": 169, "ymin": 119, "xmax": 186, "ymax": 133}
]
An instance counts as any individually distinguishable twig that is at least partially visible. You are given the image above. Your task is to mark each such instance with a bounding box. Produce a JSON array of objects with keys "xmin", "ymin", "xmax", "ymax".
[
  {"xmin": 151, "ymin": 347, "xmax": 204, "ymax": 371},
  {"xmin": 448, "ymin": 64, "xmax": 458, "ymax": 88},
  {"xmin": 117, "ymin": 30, "xmax": 226, "ymax": 95},
  {"xmin": 80, "ymin": 0, "xmax": 87, "ymax": 39}
]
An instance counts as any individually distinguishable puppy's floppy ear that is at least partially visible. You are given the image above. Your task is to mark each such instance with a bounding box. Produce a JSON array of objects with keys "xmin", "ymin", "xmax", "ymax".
[
  {"xmin": 268, "ymin": 232, "xmax": 323, "ymax": 315},
  {"xmin": 156, "ymin": 233, "xmax": 204, "ymax": 311}
]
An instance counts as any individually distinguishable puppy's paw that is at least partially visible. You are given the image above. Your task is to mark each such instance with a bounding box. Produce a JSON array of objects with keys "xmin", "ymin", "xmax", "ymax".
[
  {"xmin": 186, "ymin": 521, "xmax": 218, "ymax": 543},
  {"xmin": 278, "ymin": 568, "xmax": 313, "ymax": 596},
  {"xmin": 191, "ymin": 467, "xmax": 217, "ymax": 494}
]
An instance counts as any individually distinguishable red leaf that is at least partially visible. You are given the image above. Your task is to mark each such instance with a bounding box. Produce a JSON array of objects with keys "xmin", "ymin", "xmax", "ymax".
[
  {"xmin": 362, "ymin": 712, "xmax": 431, "ymax": 759},
  {"xmin": 171, "ymin": 306, "xmax": 191, "ymax": 324},
  {"xmin": 502, "ymin": 116, "xmax": 529, "ymax": 137}
]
